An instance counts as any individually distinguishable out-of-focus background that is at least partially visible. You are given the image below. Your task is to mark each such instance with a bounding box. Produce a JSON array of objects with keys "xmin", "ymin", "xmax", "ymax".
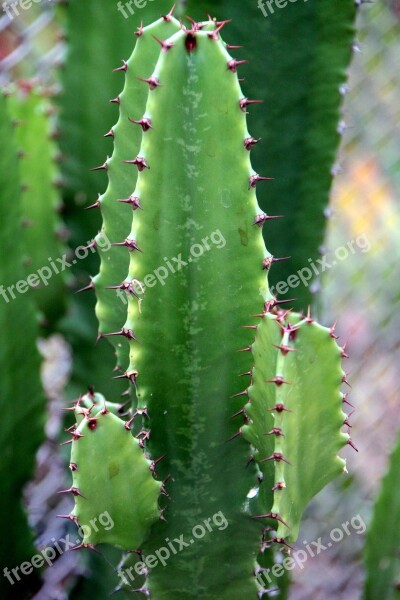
[{"xmin": 0, "ymin": 1, "xmax": 399, "ymax": 598}]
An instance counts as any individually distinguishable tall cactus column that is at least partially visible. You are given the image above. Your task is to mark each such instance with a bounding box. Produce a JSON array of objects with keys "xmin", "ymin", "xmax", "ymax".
[{"xmin": 122, "ymin": 25, "xmax": 273, "ymax": 598}]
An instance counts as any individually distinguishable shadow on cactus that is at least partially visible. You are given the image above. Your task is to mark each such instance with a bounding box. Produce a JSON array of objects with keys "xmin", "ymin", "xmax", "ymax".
[{"xmin": 63, "ymin": 12, "xmax": 356, "ymax": 599}]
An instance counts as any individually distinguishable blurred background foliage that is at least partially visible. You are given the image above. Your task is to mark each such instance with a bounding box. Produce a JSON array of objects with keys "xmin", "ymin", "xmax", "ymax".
[{"xmin": 0, "ymin": 0, "xmax": 399, "ymax": 598}]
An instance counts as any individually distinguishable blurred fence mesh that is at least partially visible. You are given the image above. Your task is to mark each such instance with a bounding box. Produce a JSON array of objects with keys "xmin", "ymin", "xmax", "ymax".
[
  {"xmin": 291, "ymin": 2, "xmax": 400, "ymax": 599},
  {"xmin": 0, "ymin": 1, "xmax": 399, "ymax": 599}
]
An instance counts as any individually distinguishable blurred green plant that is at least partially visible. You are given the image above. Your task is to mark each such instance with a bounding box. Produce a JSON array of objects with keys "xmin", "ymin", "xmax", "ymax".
[
  {"xmin": 7, "ymin": 82, "xmax": 67, "ymax": 326},
  {"xmin": 0, "ymin": 91, "xmax": 45, "ymax": 599}
]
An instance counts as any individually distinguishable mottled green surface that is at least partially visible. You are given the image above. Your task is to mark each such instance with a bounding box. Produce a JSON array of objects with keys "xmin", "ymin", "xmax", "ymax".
[{"xmin": 122, "ymin": 28, "xmax": 271, "ymax": 598}]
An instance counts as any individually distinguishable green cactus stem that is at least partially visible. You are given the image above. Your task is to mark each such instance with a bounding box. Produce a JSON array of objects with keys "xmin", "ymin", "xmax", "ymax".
[
  {"xmin": 64, "ymin": 396, "xmax": 161, "ymax": 550},
  {"xmin": 93, "ymin": 15, "xmax": 181, "ymax": 372}
]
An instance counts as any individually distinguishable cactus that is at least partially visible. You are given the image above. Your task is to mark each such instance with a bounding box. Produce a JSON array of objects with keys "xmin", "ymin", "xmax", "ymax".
[
  {"xmin": 363, "ymin": 431, "xmax": 400, "ymax": 599},
  {"xmin": 58, "ymin": 0, "xmax": 184, "ymax": 400},
  {"xmin": 7, "ymin": 82, "xmax": 67, "ymax": 326},
  {"xmin": 93, "ymin": 14, "xmax": 181, "ymax": 371},
  {"xmin": 63, "ymin": 394, "xmax": 161, "ymax": 550},
  {"xmin": 64, "ymin": 18, "xmax": 353, "ymax": 598},
  {"xmin": 0, "ymin": 92, "xmax": 45, "ymax": 598},
  {"xmin": 185, "ymin": 0, "xmax": 357, "ymax": 310}
]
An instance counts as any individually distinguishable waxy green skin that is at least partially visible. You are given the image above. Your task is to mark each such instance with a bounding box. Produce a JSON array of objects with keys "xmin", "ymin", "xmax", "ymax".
[{"xmin": 66, "ymin": 18, "xmax": 351, "ymax": 599}]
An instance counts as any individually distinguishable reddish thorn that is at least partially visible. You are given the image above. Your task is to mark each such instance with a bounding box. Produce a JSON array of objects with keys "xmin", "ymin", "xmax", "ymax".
[
  {"xmin": 75, "ymin": 280, "xmax": 94, "ymax": 294},
  {"xmin": 85, "ymin": 199, "xmax": 100, "ymax": 210},
  {"xmin": 103, "ymin": 328, "xmax": 139, "ymax": 342},
  {"xmin": 82, "ymin": 240, "xmax": 96, "ymax": 251},
  {"xmin": 112, "ymin": 238, "xmax": 142, "ymax": 253},
  {"xmin": 207, "ymin": 20, "xmax": 231, "ymax": 41},
  {"xmin": 110, "ymin": 96, "xmax": 120, "ymax": 105},
  {"xmin": 70, "ymin": 543, "xmax": 101, "ymax": 554},
  {"xmin": 104, "ymin": 128, "xmax": 114, "ymax": 138},
  {"xmin": 341, "ymin": 342, "xmax": 349, "ymax": 359},
  {"xmin": 239, "ymin": 370, "xmax": 253, "ymax": 377},
  {"xmin": 118, "ymin": 195, "xmax": 143, "ymax": 210},
  {"xmin": 246, "ymin": 454, "xmax": 255, "ymax": 467},
  {"xmin": 226, "ymin": 44, "xmax": 243, "ymax": 50},
  {"xmin": 261, "ymin": 452, "xmax": 291, "ymax": 465},
  {"xmin": 58, "ymin": 487, "xmax": 85, "ymax": 498},
  {"xmin": 227, "ymin": 59, "xmax": 249, "ymax": 73},
  {"xmin": 268, "ymin": 403, "xmax": 292, "ymax": 414},
  {"xmin": 231, "ymin": 407, "xmax": 246, "ymax": 418},
  {"xmin": 129, "ymin": 116, "xmax": 153, "ymax": 131},
  {"xmin": 237, "ymin": 345, "xmax": 252, "ymax": 353},
  {"xmin": 249, "ymin": 174, "xmax": 274, "ymax": 189},
  {"xmin": 342, "ymin": 393, "xmax": 354, "ymax": 408},
  {"xmin": 124, "ymin": 415, "xmax": 135, "ymax": 431},
  {"xmin": 272, "ymin": 481, "xmax": 285, "ymax": 491},
  {"xmin": 150, "ymin": 454, "xmax": 166, "ymax": 475},
  {"xmin": 57, "ymin": 514, "xmax": 79, "ymax": 525},
  {"xmin": 137, "ymin": 76, "xmax": 160, "ymax": 90},
  {"xmin": 271, "ymin": 537, "xmax": 294, "ymax": 550},
  {"xmin": 273, "ymin": 344, "xmax": 297, "ymax": 356},
  {"xmin": 262, "ymin": 256, "xmax": 291, "ymax": 270},
  {"xmin": 90, "ymin": 162, "xmax": 107, "ymax": 172},
  {"xmin": 106, "ymin": 280, "xmax": 142, "ymax": 299},
  {"xmin": 135, "ymin": 22, "xmax": 144, "ymax": 37},
  {"xmin": 242, "ymin": 325, "xmax": 257, "ymax": 330},
  {"xmin": 265, "ymin": 428, "xmax": 284, "ymax": 437},
  {"xmin": 239, "ymin": 97, "xmax": 263, "ymax": 112},
  {"xmin": 113, "ymin": 370, "xmax": 138, "ymax": 385},
  {"xmin": 152, "ymin": 35, "xmax": 175, "ymax": 52},
  {"xmin": 244, "ymin": 136, "xmax": 261, "ymax": 151},
  {"xmin": 225, "ymin": 430, "xmax": 242, "ymax": 443},
  {"xmin": 342, "ymin": 373, "xmax": 352, "ymax": 388},
  {"xmin": 123, "ymin": 156, "xmax": 150, "ymax": 171},
  {"xmin": 265, "ymin": 376, "xmax": 290, "ymax": 386},
  {"xmin": 253, "ymin": 213, "xmax": 283, "ymax": 226},
  {"xmin": 113, "ymin": 60, "xmax": 128, "ymax": 73},
  {"xmin": 347, "ymin": 438, "xmax": 358, "ymax": 452},
  {"xmin": 330, "ymin": 322, "xmax": 339, "ymax": 339},
  {"xmin": 69, "ymin": 463, "xmax": 78, "ymax": 472},
  {"xmin": 162, "ymin": 3, "xmax": 176, "ymax": 21},
  {"xmin": 305, "ymin": 306, "xmax": 314, "ymax": 324},
  {"xmin": 252, "ymin": 513, "xmax": 289, "ymax": 528},
  {"xmin": 230, "ymin": 389, "xmax": 248, "ymax": 399}
]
